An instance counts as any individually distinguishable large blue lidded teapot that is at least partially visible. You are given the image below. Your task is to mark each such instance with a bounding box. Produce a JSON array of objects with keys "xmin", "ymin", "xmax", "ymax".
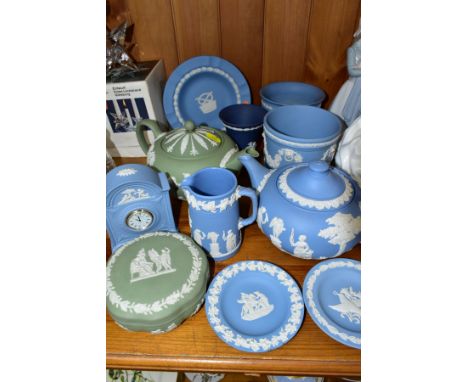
[{"xmin": 239, "ymin": 156, "xmax": 361, "ymax": 259}]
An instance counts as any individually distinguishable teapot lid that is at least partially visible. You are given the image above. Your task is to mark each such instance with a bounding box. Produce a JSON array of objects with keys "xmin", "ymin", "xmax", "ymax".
[
  {"xmin": 161, "ymin": 121, "xmax": 224, "ymax": 158},
  {"xmin": 277, "ymin": 161, "xmax": 354, "ymax": 211}
]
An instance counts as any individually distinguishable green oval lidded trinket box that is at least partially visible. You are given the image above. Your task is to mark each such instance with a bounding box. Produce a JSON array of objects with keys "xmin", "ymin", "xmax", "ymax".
[
  {"xmin": 135, "ymin": 119, "xmax": 259, "ymax": 198},
  {"xmin": 106, "ymin": 232, "xmax": 210, "ymax": 333}
]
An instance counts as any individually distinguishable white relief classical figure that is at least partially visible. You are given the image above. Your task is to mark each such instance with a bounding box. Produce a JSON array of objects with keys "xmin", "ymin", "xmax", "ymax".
[
  {"xmin": 289, "ymin": 228, "xmax": 313, "ymax": 258},
  {"xmin": 318, "ymin": 212, "xmax": 361, "ymax": 256},
  {"xmin": 118, "ymin": 188, "xmax": 150, "ymax": 205},
  {"xmin": 148, "ymin": 248, "xmax": 163, "ymax": 273},
  {"xmin": 257, "ymin": 206, "xmax": 269, "ymax": 226},
  {"xmin": 130, "ymin": 249, "xmax": 154, "ymax": 282},
  {"xmin": 207, "ymin": 231, "xmax": 221, "ymax": 256},
  {"xmin": 329, "ymin": 286, "xmax": 361, "ymax": 324},
  {"xmin": 160, "ymin": 247, "xmax": 173, "ymax": 271},
  {"xmin": 269, "ymin": 217, "xmax": 286, "ymax": 248},
  {"xmin": 131, "ymin": 247, "xmax": 176, "ymax": 283},
  {"xmin": 238, "ymin": 291, "xmax": 274, "ymax": 321},
  {"xmin": 193, "ymin": 229, "xmax": 206, "ymax": 246},
  {"xmin": 222, "ymin": 230, "xmax": 237, "ymax": 252}
]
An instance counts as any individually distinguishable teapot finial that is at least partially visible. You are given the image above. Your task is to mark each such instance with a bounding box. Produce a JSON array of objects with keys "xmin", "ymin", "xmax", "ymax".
[
  {"xmin": 184, "ymin": 120, "xmax": 196, "ymax": 132},
  {"xmin": 308, "ymin": 161, "xmax": 330, "ymax": 173}
]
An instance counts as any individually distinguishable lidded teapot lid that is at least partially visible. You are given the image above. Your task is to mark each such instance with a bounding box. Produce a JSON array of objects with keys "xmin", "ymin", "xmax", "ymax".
[
  {"xmin": 161, "ymin": 121, "xmax": 225, "ymax": 158},
  {"xmin": 277, "ymin": 161, "xmax": 355, "ymax": 211}
]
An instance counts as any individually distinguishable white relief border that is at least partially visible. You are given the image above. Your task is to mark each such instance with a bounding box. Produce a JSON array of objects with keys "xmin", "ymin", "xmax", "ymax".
[
  {"xmin": 173, "ymin": 66, "xmax": 241, "ymax": 126},
  {"xmin": 278, "ymin": 165, "xmax": 354, "ymax": 210},
  {"xmin": 304, "ymin": 260, "xmax": 361, "ymax": 346}
]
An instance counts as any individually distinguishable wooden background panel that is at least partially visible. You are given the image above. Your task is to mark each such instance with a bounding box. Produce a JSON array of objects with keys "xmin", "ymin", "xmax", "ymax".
[
  {"xmin": 171, "ymin": 0, "xmax": 221, "ymax": 62},
  {"xmin": 220, "ymin": 0, "xmax": 265, "ymax": 104},
  {"xmin": 304, "ymin": 0, "xmax": 361, "ymax": 107},
  {"xmin": 106, "ymin": 0, "xmax": 360, "ymax": 113},
  {"xmin": 107, "ymin": 0, "xmax": 180, "ymax": 75},
  {"xmin": 262, "ymin": 0, "xmax": 312, "ymax": 86},
  {"xmin": 126, "ymin": 0, "xmax": 179, "ymax": 74}
]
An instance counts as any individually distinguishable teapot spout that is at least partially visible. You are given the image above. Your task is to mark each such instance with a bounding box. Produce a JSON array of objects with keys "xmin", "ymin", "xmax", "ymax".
[
  {"xmin": 224, "ymin": 146, "xmax": 259, "ymax": 172},
  {"xmin": 238, "ymin": 155, "xmax": 270, "ymax": 192}
]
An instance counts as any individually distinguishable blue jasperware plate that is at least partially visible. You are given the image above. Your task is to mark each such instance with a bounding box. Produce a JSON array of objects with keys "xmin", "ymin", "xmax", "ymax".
[
  {"xmin": 303, "ymin": 258, "xmax": 361, "ymax": 349},
  {"xmin": 205, "ymin": 261, "xmax": 304, "ymax": 353},
  {"xmin": 163, "ymin": 56, "xmax": 251, "ymax": 130}
]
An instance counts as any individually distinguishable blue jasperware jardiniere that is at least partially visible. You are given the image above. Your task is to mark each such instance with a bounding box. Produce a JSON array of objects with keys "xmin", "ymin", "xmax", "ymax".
[
  {"xmin": 263, "ymin": 105, "xmax": 343, "ymax": 168},
  {"xmin": 239, "ymin": 156, "xmax": 361, "ymax": 260},
  {"xmin": 260, "ymin": 81, "xmax": 326, "ymax": 111}
]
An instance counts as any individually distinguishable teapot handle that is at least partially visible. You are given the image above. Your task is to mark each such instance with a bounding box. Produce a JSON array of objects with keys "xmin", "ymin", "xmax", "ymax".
[
  {"xmin": 136, "ymin": 119, "xmax": 164, "ymax": 154},
  {"xmin": 237, "ymin": 186, "xmax": 258, "ymax": 230}
]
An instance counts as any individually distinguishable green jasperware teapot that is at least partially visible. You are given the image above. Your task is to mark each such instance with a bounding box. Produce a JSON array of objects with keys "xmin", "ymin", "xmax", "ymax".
[{"xmin": 136, "ymin": 119, "xmax": 258, "ymax": 198}]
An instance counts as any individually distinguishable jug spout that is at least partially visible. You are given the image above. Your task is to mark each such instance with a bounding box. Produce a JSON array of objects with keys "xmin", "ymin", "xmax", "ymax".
[
  {"xmin": 179, "ymin": 175, "xmax": 194, "ymax": 194},
  {"xmin": 225, "ymin": 146, "xmax": 259, "ymax": 172},
  {"xmin": 238, "ymin": 155, "xmax": 270, "ymax": 192}
]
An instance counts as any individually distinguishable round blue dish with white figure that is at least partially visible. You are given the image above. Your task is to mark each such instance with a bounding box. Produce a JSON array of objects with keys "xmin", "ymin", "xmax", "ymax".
[
  {"xmin": 205, "ymin": 261, "xmax": 304, "ymax": 352},
  {"xmin": 163, "ymin": 56, "xmax": 251, "ymax": 130},
  {"xmin": 303, "ymin": 258, "xmax": 361, "ymax": 349}
]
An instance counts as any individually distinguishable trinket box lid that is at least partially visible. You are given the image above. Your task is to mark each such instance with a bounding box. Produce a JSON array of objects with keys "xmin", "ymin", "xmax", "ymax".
[
  {"xmin": 277, "ymin": 161, "xmax": 355, "ymax": 211},
  {"xmin": 160, "ymin": 121, "xmax": 226, "ymax": 159},
  {"xmin": 106, "ymin": 232, "xmax": 209, "ymax": 331}
]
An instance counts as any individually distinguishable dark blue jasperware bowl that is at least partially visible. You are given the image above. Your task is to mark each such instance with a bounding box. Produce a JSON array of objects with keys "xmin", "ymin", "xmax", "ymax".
[
  {"xmin": 219, "ymin": 104, "xmax": 267, "ymax": 149},
  {"xmin": 260, "ymin": 81, "xmax": 326, "ymax": 111},
  {"xmin": 263, "ymin": 105, "xmax": 342, "ymax": 168}
]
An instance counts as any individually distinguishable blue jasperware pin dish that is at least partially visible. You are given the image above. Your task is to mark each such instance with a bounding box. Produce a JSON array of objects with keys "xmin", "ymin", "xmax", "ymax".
[
  {"xmin": 303, "ymin": 258, "xmax": 361, "ymax": 349},
  {"xmin": 205, "ymin": 260, "xmax": 304, "ymax": 352}
]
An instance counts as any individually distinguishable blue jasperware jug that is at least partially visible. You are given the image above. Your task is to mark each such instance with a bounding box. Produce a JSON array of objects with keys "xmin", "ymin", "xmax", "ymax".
[{"xmin": 180, "ymin": 168, "xmax": 258, "ymax": 261}]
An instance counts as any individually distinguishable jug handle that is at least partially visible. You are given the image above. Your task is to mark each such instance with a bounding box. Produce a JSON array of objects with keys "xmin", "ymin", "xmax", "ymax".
[
  {"xmin": 136, "ymin": 119, "xmax": 163, "ymax": 154},
  {"xmin": 237, "ymin": 186, "xmax": 258, "ymax": 230}
]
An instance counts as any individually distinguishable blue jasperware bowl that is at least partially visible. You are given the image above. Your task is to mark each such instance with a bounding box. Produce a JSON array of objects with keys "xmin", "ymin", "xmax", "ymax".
[
  {"xmin": 260, "ymin": 81, "xmax": 326, "ymax": 111},
  {"xmin": 263, "ymin": 105, "xmax": 343, "ymax": 168}
]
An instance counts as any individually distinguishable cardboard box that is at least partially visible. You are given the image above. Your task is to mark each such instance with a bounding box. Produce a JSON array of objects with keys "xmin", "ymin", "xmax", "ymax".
[{"xmin": 106, "ymin": 60, "xmax": 167, "ymax": 157}]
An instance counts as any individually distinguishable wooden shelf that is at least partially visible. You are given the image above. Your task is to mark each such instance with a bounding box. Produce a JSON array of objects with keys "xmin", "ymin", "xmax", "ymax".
[{"xmin": 107, "ymin": 158, "xmax": 361, "ymax": 377}]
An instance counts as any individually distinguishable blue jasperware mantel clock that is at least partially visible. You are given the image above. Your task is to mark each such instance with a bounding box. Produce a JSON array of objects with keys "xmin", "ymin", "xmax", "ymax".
[{"xmin": 106, "ymin": 163, "xmax": 177, "ymax": 252}]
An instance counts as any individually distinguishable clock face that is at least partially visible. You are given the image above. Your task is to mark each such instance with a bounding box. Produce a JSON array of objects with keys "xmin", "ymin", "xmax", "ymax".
[{"xmin": 126, "ymin": 209, "xmax": 154, "ymax": 231}]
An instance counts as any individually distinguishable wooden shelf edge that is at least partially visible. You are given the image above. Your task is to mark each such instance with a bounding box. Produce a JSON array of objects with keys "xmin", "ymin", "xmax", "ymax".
[{"xmin": 106, "ymin": 354, "xmax": 361, "ymax": 376}]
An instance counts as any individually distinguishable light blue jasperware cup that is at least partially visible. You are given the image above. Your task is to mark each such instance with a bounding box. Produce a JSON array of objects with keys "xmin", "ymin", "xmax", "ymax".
[
  {"xmin": 180, "ymin": 168, "xmax": 258, "ymax": 261},
  {"xmin": 263, "ymin": 105, "xmax": 343, "ymax": 169},
  {"xmin": 260, "ymin": 81, "xmax": 326, "ymax": 111}
]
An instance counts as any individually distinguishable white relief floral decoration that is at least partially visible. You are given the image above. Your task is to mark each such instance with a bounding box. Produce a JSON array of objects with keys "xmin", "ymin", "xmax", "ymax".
[
  {"xmin": 117, "ymin": 168, "xmax": 137, "ymax": 176},
  {"xmin": 184, "ymin": 187, "xmax": 240, "ymax": 213}
]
